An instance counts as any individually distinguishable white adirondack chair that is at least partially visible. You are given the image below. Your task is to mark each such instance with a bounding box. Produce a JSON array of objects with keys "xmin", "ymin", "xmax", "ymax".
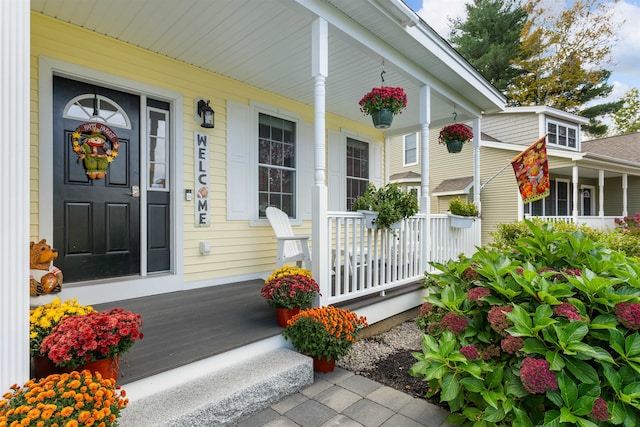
[{"xmin": 265, "ymin": 207, "xmax": 312, "ymax": 270}]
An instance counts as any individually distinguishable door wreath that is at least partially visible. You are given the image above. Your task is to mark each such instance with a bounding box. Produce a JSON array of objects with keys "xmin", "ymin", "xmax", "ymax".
[{"xmin": 71, "ymin": 122, "xmax": 119, "ymax": 179}]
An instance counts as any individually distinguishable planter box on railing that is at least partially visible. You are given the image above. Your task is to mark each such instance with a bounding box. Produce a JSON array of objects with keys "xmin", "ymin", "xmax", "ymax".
[
  {"xmin": 358, "ymin": 210, "xmax": 401, "ymax": 230},
  {"xmin": 448, "ymin": 213, "xmax": 475, "ymax": 229}
]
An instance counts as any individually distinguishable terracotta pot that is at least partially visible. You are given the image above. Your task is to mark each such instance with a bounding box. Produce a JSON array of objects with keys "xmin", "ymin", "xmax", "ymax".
[
  {"xmin": 370, "ymin": 109, "xmax": 394, "ymax": 129},
  {"xmin": 33, "ymin": 355, "xmax": 120, "ymax": 381},
  {"xmin": 276, "ymin": 307, "xmax": 301, "ymax": 327},
  {"xmin": 312, "ymin": 355, "xmax": 336, "ymax": 373}
]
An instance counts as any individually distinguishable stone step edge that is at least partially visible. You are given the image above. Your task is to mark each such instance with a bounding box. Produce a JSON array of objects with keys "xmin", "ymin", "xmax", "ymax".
[{"xmin": 118, "ymin": 348, "xmax": 313, "ymax": 426}]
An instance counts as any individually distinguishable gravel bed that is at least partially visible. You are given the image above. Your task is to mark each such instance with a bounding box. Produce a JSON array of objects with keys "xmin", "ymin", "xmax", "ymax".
[{"xmin": 337, "ymin": 321, "xmax": 424, "ymax": 373}]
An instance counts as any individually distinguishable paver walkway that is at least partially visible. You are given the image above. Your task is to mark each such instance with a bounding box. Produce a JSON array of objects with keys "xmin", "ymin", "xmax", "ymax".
[{"xmin": 233, "ymin": 367, "xmax": 454, "ymax": 427}]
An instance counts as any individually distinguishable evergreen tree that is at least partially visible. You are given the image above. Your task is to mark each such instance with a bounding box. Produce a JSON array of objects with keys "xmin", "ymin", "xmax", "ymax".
[{"xmin": 449, "ymin": 0, "xmax": 527, "ymax": 94}]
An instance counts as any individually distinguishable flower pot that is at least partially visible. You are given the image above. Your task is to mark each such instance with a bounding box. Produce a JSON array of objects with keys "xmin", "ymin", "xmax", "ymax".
[
  {"xmin": 312, "ymin": 355, "xmax": 336, "ymax": 373},
  {"xmin": 33, "ymin": 355, "xmax": 120, "ymax": 381},
  {"xmin": 276, "ymin": 307, "xmax": 301, "ymax": 327},
  {"xmin": 448, "ymin": 213, "xmax": 474, "ymax": 229},
  {"xmin": 445, "ymin": 139, "xmax": 464, "ymax": 153},
  {"xmin": 358, "ymin": 210, "xmax": 379, "ymax": 229},
  {"xmin": 370, "ymin": 109, "xmax": 394, "ymax": 129}
]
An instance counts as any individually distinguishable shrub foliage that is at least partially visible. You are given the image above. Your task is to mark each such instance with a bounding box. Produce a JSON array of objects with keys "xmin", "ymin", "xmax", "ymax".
[{"xmin": 411, "ymin": 220, "xmax": 640, "ymax": 426}]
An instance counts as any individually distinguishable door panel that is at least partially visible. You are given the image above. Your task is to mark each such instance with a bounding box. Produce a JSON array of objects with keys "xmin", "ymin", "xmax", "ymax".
[{"xmin": 53, "ymin": 76, "xmax": 140, "ymax": 282}]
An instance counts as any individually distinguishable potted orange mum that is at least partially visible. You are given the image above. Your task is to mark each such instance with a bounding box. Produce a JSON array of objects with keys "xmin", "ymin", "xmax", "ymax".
[{"xmin": 282, "ymin": 305, "xmax": 367, "ymax": 372}]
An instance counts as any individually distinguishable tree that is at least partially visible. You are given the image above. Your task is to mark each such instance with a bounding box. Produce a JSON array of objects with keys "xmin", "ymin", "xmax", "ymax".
[
  {"xmin": 611, "ymin": 88, "xmax": 640, "ymax": 134},
  {"xmin": 508, "ymin": 0, "xmax": 619, "ymax": 113},
  {"xmin": 449, "ymin": 0, "xmax": 527, "ymax": 94}
]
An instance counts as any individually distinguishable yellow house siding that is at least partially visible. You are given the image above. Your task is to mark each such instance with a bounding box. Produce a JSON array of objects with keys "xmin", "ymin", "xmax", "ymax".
[
  {"xmin": 31, "ymin": 13, "xmax": 382, "ymax": 283},
  {"xmin": 477, "ymin": 147, "xmax": 521, "ymax": 245}
]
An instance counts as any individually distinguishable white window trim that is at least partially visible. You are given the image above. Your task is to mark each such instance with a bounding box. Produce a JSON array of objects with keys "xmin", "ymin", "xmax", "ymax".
[
  {"xmin": 147, "ymin": 106, "xmax": 170, "ymax": 192},
  {"xmin": 249, "ymin": 101, "xmax": 303, "ymax": 226},
  {"xmin": 63, "ymin": 94, "xmax": 132, "ymax": 129},
  {"xmin": 403, "ymin": 132, "xmax": 418, "ymax": 166},
  {"xmin": 546, "ymin": 119, "xmax": 579, "ymax": 151}
]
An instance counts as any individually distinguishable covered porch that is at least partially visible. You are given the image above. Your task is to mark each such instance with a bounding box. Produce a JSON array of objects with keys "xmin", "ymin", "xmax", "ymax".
[{"xmin": 2, "ymin": 0, "xmax": 504, "ymax": 389}]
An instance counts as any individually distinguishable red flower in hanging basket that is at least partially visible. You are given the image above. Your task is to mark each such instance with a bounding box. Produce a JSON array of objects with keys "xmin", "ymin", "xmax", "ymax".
[
  {"xmin": 438, "ymin": 123, "xmax": 473, "ymax": 144},
  {"xmin": 359, "ymin": 86, "xmax": 407, "ymax": 115}
]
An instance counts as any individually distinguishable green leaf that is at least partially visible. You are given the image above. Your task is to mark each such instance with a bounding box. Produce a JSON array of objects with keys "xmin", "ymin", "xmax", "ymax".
[
  {"xmin": 546, "ymin": 390, "xmax": 564, "ymax": 407},
  {"xmin": 559, "ymin": 371, "xmax": 578, "ymax": 406},
  {"xmin": 546, "ymin": 351, "xmax": 565, "ymax": 370},
  {"xmin": 590, "ymin": 314, "xmax": 617, "ymax": 330},
  {"xmin": 565, "ymin": 343, "xmax": 614, "ymax": 363},
  {"xmin": 522, "ymin": 338, "xmax": 547, "ymax": 354},
  {"xmin": 626, "ymin": 333, "xmax": 640, "ymax": 357},
  {"xmin": 483, "ymin": 405, "xmax": 506, "ymax": 422},
  {"xmin": 486, "ymin": 365, "xmax": 503, "ymax": 389},
  {"xmin": 560, "ymin": 406, "xmax": 579, "ymax": 423},
  {"xmin": 543, "ymin": 409, "xmax": 562, "ymax": 427},
  {"xmin": 460, "ymin": 377, "xmax": 484, "ymax": 393},
  {"xmin": 481, "ymin": 390, "xmax": 505, "ymax": 409},
  {"xmin": 573, "ymin": 396, "xmax": 597, "ymax": 416},
  {"xmin": 513, "ymin": 407, "xmax": 534, "ymax": 427},
  {"xmin": 557, "ymin": 321, "xmax": 589, "ymax": 346},
  {"xmin": 441, "ymin": 373, "xmax": 461, "ymax": 402},
  {"xmin": 563, "ymin": 355, "xmax": 599, "ymax": 384},
  {"xmin": 623, "ymin": 382, "xmax": 640, "ymax": 398},
  {"xmin": 610, "ymin": 328, "xmax": 626, "ymax": 356}
]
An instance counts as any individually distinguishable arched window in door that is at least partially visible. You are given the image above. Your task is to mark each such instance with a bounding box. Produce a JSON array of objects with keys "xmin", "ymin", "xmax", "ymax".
[{"xmin": 63, "ymin": 94, "xmax": 132, "ymax": 129}]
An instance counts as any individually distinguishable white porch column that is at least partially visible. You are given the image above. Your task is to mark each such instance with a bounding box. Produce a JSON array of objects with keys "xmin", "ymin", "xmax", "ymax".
[
  {"xmin": 572, "ymin": 165, "xmax": 579, "ymax": 221},
  {"xmin": 599, "ymin": 170, "xmax": 605, "ymax": 217},
  {"xmin": 311, "ymin": 18, "xmax": 330, "ymax": 305},
  {"xmin": 419, "ymin": 85, "xmax": 431, "ymax": 271},
  {"xmin": 472, "ymin": 116, "xmax": 482, "ymax": 244},
  {"xmin": 622, "ymin": 173, "xmax": 628, "ymax": 217},
  {"xmin": 1, "ymin": 0, "xmax": 30, "ymax": 388}
]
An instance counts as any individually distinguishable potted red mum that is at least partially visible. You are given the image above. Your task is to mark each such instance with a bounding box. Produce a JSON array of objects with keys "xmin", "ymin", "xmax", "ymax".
[
  {"xmin": 261, "ymin": 266, "xmax": 321, "ymax": 327},
  {"xmin": 439, "ymin": 123, "xmax": 473, "ymax": 153},
  {"xmin": 358, "ymin": 86, "xmax": 407, "ymax": 129},
  {"xmin": 38, "ymin": 308, "xmax": 143, "ymax": 380}
]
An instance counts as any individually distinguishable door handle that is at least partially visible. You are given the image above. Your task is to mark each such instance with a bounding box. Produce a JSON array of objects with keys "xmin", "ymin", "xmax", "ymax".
[{"xmin": 128, "ymin": 185, "xmax": 140, "ymax": 198}]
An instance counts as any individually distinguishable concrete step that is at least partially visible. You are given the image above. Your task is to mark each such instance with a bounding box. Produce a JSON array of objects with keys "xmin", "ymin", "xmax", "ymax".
[{"xmin": 118, "ymin": 342, "xmax": 313, "ymax": 426}]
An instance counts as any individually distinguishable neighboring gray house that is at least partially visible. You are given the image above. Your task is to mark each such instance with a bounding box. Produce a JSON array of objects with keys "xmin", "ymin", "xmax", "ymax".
[{"xmin": 388, "ymin": 106, "xmax": 640, "ymax": 244}]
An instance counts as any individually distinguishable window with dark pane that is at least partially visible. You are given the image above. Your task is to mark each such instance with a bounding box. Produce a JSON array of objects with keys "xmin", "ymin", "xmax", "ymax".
[
  {"xmin": 258, "ymin": 113, "xmax": 296, "ymax": 217},
  {"xmin": 346, "ymin": 137, "xmax": 369, "ymax": 211},
  {"xmin": 404, "ymin": 133, "xmax": 417, "ymax": 165}
]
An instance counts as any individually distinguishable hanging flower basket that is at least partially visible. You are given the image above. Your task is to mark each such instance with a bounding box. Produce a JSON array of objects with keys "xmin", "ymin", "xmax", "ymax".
[
  {"xmin": 439, "ymin": 124, "xmax": 473, "ymax": 153},
  {"xmin": 359, "ymin": 86, "xmax": 407, "ymax": 129}
]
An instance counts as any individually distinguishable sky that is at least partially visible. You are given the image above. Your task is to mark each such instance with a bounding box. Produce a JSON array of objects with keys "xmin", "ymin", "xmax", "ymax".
[{"xmin": 402, "ymin": 0, "xmax": 640, "ymax": 105}]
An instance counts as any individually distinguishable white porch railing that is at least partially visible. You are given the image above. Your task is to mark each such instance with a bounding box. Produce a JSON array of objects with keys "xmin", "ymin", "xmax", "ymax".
[
  {"xmin": 528, "ymin": 215, "xmax": 620, "ymax": 231},
  {"xmin": 322, "ymin": 212, "xmax": 480, "ymax": 305}
]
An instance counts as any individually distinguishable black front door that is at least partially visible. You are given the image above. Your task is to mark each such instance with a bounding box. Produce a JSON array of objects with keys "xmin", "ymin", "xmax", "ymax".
[{"xmin": 53, "ymin": 76, "xmax": 140, "ymax": 282}]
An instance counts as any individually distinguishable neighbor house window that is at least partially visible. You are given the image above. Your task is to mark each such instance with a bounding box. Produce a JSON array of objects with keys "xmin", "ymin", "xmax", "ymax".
[
  {"xmin": 547, "ymin": 121, "xmax": 578, "ymax": 149},
  {"xmin": 525, "ymin": 179, "xmax": 571, "ymax": 216},
  {"xmin": 404, "ymin": 133, "xmax": 418, "ymax": 166},
  {"xmin": 346, "ymin": 138, "xmax": 369, "ymax": 210},
  {"xmin": 258, "ymin": 113, "xmax": 296, "ymax": 217},
  {"xmin": 148, "ymin": 108, "xmax": 169, "ymax": 189}
]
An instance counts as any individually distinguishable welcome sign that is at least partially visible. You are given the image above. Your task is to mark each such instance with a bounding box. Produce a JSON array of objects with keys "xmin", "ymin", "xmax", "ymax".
[{"xmin": 194, "ymin": 131, "xmax": 210, "ymax": 226}]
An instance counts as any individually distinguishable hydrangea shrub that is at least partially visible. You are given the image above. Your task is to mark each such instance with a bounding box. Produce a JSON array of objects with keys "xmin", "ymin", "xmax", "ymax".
[{"xmin": 411, "ymin": 220, "xmax": 640, "ymax": 426}]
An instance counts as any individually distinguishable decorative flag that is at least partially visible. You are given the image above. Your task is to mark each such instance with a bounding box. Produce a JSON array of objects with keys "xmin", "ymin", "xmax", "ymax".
[{"xmin": 511, "ymin": 135, "xmax": 550, "ymax": 203}]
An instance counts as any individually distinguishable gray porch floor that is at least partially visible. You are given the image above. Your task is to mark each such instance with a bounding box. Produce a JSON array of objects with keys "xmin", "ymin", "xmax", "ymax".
[{"xmin": 94, "ymin": 279, "xmax": 282, "ymax": 385}]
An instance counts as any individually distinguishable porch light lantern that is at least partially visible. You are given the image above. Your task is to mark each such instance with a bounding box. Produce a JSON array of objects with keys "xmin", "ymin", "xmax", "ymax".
[{"xmin": 197, "ymin": 99, "xmax": 215, "ymax": 128}]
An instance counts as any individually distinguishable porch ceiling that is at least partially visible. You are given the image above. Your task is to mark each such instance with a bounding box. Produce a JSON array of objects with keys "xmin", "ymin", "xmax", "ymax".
[{"xmin": 30, "ymin": 0, "xmax": 505, "ymax": 131}]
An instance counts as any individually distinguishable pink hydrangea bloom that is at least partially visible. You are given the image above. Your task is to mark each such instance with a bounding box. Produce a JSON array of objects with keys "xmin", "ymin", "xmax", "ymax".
[
  {"xmin": 467, "ymin": 287, "xmax": 490, "ymax": 302},
  {"xmin": 487, "ymin": 305, "xmax": 513, "ymax": 335},
  {"xmin": 460, "ymin": 345, "xmax": 480, "ymax": 360},
  {"xmin": 553, "ymin": 302, "xmax": 582, "ymax": 321},
  {"xmin": 614, "ymin": 302, "xmax": 640, "ymax": 330},
  {"xmin": 440, "ymin": 312, "xmax": 468, "ymax": 335},
  {"xmin": 481, "ymin": 344, "xmax": 501, "ymax": 360},
  {"xmin": 520, "ymin": 357, "xmax": 558, "ymax": 394},
  {"xmin": 500, "ymin": 335, "xmax": 524, "ymax": 354},
  {"xmin": 589, "ymin": 397, "xmax": 610, "ymax": 422}
]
